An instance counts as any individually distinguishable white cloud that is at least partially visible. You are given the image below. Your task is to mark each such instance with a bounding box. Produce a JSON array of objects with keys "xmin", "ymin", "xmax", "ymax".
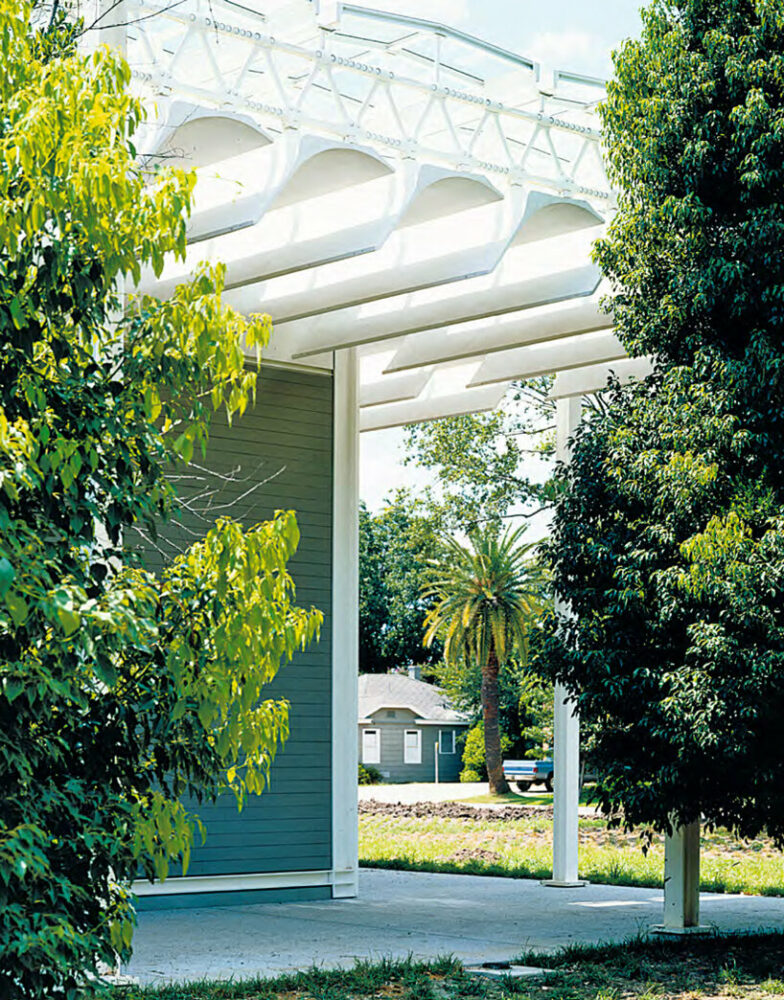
[{"xmin": 526, "ymin": 29, "xmax": 611, "ymax": 78}]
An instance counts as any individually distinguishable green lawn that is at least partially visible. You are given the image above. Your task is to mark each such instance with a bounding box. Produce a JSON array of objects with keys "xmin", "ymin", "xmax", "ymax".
[
  {"xmin": 119, "ymin": 934, "xmax": 784, "ymax": 999},
  {"xmin": 359, "ymin": 806, "xmax": 784, "ymax": 896},
  {"xmin": 459, "ymin": 791, "xmax": 594, "ymax": 808}
]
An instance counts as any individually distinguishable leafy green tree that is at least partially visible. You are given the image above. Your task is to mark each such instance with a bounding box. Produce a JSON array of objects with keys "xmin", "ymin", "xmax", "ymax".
[
  {"xmin": 0, "ymin": 7, "xmax": 321, "ymax": 996},
  {"xmin": 541, "ymin": 0, "xmax": 784, "ymax": 843},
  {"xmin": 404, "ymin": 380, "xmax": 555, "ymax": 532},
  {"xmin": 359, "ymin": 494, "xmax": 442, "ymax": 673},
  {"xmin": 423, "ymin": 526, "xmax": 544, "ymax": 795}
]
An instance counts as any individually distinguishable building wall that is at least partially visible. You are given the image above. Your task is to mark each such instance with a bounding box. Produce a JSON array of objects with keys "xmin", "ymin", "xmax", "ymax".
[
  {"xmin": 135, "ymin": 365, "xmax": 334, "ymax": 909},
  {"xmin": 359, "ymin": 710, "xmax": 465, "ymax": 783}
]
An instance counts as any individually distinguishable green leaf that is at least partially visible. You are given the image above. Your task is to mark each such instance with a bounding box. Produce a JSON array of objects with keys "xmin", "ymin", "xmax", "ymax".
[
  {"xmin": 4, "ymin": 678, "xmax": 23, "ymax": 702},
  {"xmin": 6, "ymin": 593, "xmax": 28, "ymax": 627},
  {"xmin": 0, "ymin": 557, "xmax": 15, "ymax": 597},
  {"xmin": 8, "ymin": 296, "xmax": 23, "ymax": 329},
  {"xmin": 56, "ymin": 607, "xmax": 81, "ymax": 636}
]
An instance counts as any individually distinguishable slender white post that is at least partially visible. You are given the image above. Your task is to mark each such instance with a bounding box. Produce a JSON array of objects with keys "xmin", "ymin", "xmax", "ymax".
[
  {"xmin": 654, "ymin": 821, "xmax": 707, "ymax": 933},
  {"xmin": 544, "ymin": 396, "xmax": 586, "ymax": 888},
  {"xmin": 331, "ymin": 349, "xmax": 360, "ymax": 898}
]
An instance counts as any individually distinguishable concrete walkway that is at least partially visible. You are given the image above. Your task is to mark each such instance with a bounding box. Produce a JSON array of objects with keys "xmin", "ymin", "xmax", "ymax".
[
  {"xmin": 359, "ymin": 782, "xmax": 490, "ymax": 804},
  {"xmin": 125, "ymin": 868, "xmax": 784, "ymax": 986}
]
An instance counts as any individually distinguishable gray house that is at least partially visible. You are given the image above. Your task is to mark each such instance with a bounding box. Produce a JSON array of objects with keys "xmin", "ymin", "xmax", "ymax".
[{"xmin": 359, "ymin": 671, "xmax": 470, "ymax": 783}]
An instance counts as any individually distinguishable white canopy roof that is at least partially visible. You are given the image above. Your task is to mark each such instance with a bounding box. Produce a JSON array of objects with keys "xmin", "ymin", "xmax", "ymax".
[{"xmin": 124, "ymin": 0, "xmax": 649, "ymax": 430}]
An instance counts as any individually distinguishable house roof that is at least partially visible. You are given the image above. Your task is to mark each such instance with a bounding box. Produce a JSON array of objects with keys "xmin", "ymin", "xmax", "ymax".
[{"xmin": 358, "ymin": 673, "xmax": 469, "ymax": 724}]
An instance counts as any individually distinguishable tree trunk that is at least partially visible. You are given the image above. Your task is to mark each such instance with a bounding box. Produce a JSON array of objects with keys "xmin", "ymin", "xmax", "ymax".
[{"xmin": 482, "ymin": 646, "xmax": 509, "ymax": 795}]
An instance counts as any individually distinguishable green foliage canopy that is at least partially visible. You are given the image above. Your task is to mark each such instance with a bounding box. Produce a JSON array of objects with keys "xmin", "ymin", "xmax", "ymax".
[
  {"xmin": 403, "ymin": 380, "xmax": 555, "ymax": 532},
  {"xmin": 0, "ymin": 6, "xmax": 321, "ymax": 996},
  {"xmin": 541, "ymin": 0, "xmax": 784, "ymax": 843},
  {"xmin": 359, "ymin": 495, "xmax": 442, "ymax": 673},
  {"xmin": 595, "ymin": 0, "xmax": 784, "ymax": 368}
]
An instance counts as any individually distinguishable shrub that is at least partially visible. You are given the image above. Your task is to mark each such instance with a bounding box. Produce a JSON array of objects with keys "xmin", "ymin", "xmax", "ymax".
[
  {"xmin": 459, "ymin": 724, "xmax": 513, "ymax": 781},
  {"xmin": 359, "ymin": 764, "xmax": 383, "ymax": 785}
]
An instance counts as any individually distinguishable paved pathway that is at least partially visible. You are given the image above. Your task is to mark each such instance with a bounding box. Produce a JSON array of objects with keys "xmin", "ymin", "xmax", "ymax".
[
  {"xmin": 359, "ymin": 782, "xmax": 490, "ymax": 804},
  {"xmin": 125, "ymin": 868, "xmax": 784, "ymax": 986}
]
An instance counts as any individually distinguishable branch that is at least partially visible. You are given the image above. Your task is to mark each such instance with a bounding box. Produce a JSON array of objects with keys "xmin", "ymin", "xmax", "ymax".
[
  {"xmin": 128, "ymin": 462, "xmax": 287, "ymax": 556},
  {"xmin": 78, "ymin": 0, "xmax": 188, "ymax": 35}
]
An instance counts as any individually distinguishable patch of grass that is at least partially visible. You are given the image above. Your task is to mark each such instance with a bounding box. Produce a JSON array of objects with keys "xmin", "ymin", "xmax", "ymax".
[
  {"xmin": 121, "ymin": 956, "xmax": 461, "ymax": 1000},
  {"xmin": 358, "ymin": 812, "xmax": 784, "ymax": 896},
  {"xmin": 117, "ymin": 933, "xmax": 784, "ymax": 1000},
  {"xmin": 459, "ymin": 790, "xmax": 594, "ymax": 808},
  {"xmin": 459, "ymin": 793, "xmax": 550, "ymax": 807}
]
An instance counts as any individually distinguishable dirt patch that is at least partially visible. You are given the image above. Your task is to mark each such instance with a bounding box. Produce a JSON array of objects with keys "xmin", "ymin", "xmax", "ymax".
[
  {"xmin": 359, "ymin": 800, "xmax": 552, "ymax": 822},
  {"xmin": 450, "ymin": 848, "xmax": 503, "ymax": 865}
]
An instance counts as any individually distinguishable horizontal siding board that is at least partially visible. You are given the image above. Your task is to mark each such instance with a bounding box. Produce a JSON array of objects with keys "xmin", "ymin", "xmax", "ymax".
[
  {"xmin": 139, "ymin": 365, "xmax": 334, "ymax": 885},
  {"xmin": 184, "ymin": 854, "xmax": 331, "ymax": 875},
  {"xmin": 135, "ymin": 885, "xmax": 332, "ymax": 911}
]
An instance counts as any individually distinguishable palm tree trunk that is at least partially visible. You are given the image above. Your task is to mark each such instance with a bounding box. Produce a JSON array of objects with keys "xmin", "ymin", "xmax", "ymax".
[{"xmin": 482, "ymin": 646, "xmax": 509, "ymax": 795}]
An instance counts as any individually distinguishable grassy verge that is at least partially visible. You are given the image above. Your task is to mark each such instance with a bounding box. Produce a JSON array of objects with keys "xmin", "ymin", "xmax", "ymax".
[
  {"xmin": 359, "ymin": 809, "xmax": 784, "ymax": 896},
  {"xmin": 119, "ymin": 933, "xmax": 784, "ymax": 999},
  {"xmin": 458, "ymin": 791, "xmax": 594, "ymax": 808}
]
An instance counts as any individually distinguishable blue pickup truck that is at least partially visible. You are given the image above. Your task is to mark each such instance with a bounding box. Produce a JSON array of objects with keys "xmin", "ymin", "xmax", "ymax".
[{"xmin": 502, "ymin": 758, "xmax": 554, "ymax": 792}]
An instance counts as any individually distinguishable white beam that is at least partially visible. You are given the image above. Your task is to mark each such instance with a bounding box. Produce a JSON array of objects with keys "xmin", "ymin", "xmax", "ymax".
[
  {"xmin": 285, "ymin": 227, "xmax": 603, "ymax": 357},
  {"xmin": 384, "ymin": 295, "xmax": 610, "ymax": 374},
  {"xmin": 139, "ymin": 170, "xmax": 419, "ymax": 298},
  {"xmin": 184, "ymin": 134, "xmax": 305, "ymax": 243},
  {"xmin": 180, "ymin": 134, "xmax": 398, "ymax": 243},
  {"xmin": 224, "ymin": 194, "xmax": 527, "ymax": 322},
  {"xmin": 551, "ymin": 356, "xmax": 654, "ymax": 398},
  {"xmin": 469, "ymin": 331, "xmax": 626, "ymax": 386},
  {"xmin": 288, "ymin": 268, "xmax": 601, "ymax": 360},
  {"xmin": 359, "ymin": 383, "xmax": 508, "ymax": 432},
  {"xmin": 359, "ymin": 369, "xmax": 433, "ymax": 407}
]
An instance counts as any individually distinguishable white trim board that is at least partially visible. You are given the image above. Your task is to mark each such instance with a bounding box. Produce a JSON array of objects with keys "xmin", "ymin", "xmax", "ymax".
[{"xmin": 133, "ymin": 869, "xmax": 335, "ymax": 897}]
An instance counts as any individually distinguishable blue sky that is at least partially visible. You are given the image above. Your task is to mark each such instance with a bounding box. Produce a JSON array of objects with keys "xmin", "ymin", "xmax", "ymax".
[{"xmin": 359, "ymin": 0, "xmax": 645, "ymax": 511}]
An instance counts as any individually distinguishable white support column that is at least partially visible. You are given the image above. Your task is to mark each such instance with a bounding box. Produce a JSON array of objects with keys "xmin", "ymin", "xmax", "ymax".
[
  {"xmin": 331, "ymin": 349, "xmax": 360, "ymax": 899},
  {"xmin": 654, "ymin": 822, "xmax": 708, "ymax": 934},
  {"xmin": 543, "ymin": 395, "xmax": 587, "ymax": 888}
]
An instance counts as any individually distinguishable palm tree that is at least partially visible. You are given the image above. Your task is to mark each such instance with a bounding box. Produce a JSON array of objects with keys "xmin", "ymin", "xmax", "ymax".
[{"xmin": 422, "ymin": 525, "xmax": 543, "ymax": 795}]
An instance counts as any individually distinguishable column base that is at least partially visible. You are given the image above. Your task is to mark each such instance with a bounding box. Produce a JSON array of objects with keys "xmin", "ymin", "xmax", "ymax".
[
  {"xmin": 650, "ymin": 924, "xmax": 713, "ymax": 936},
  {"xmin": 540, "ymin": 879, "xmax": 590, "ymax": 888}
]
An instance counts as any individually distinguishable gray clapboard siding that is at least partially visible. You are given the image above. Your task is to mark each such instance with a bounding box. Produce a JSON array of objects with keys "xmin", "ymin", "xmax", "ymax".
[
  {"xmin": 361, "ymin": 710, "xmax": 466, "ymax": 783},
  {"xmin": 135, "ymin": 365, "xmax": 334, "ymax": 908}
]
